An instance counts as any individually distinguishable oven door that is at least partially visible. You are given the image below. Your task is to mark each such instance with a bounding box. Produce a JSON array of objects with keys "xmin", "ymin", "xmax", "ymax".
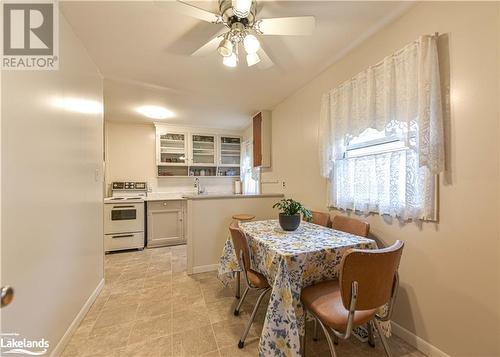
[{"xmin": 104, "ymin": 202, "xmax": 144, "ymax": 234}]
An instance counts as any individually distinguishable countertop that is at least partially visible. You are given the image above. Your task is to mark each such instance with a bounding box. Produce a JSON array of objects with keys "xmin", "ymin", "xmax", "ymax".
[
  {"xmin": 182, "ymin": 193, "xmax": 284, "ymax": 200},
  {"xmin": 143, "ymin": 192, "xmax": 284, "ymax": 201},
  {"xmin": 144, "ymin": 193, "xmax": 185, "ymax": 201}
]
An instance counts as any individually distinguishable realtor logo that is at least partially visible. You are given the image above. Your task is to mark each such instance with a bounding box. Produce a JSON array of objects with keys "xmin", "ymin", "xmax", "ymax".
[
  {"xmin": 2, "ymin": 1, "xmax": 59, "ymax": 70},
  {"xmin": 0, "ymin": 333, "xmax": 49, "ymax": 355}
]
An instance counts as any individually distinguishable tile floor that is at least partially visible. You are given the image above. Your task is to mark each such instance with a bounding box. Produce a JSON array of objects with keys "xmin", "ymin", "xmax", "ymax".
[{"xmin": 62, "ymin": 245, "xmax": 426, "ymax": 357}]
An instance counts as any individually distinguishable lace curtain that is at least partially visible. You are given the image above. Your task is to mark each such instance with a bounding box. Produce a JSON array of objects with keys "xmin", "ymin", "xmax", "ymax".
[{"xmin": 319, "ymin": 35, "xmax": 444, "ymax": 220}]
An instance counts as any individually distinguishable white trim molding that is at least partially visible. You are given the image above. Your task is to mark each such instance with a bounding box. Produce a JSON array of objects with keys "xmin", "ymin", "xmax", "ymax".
[
  {"xmin": 391, "ymin": 321, "xmax": 450, "ymax": 357},
  {"xmin": 50, "ymin": 279, "xmax": 105, "ymax": 357}
]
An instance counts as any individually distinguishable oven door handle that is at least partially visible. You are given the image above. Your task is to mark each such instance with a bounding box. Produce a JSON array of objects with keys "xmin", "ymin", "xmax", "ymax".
[
  {"xmin": 112, "ymin": 206, "xmax": 136, "ymax": 209},
  {"xmin": 111, "ymin": 234, "xmax": 134, "ymax": 239}
]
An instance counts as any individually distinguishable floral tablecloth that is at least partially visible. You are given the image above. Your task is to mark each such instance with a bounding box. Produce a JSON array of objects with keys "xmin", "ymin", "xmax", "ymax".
[{"xmin": 217, "ymin": 219, "xmax": 379, "ymax": 357}]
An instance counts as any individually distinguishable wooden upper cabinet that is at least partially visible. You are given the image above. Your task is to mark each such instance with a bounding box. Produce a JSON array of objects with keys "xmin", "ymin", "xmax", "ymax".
[
  {"xmin": 253, "ymin": 112, "xmax": 262, "ymax": 167},
  {"xmin": 253, "ymin": 111, "xmax": 271, "ymax": 168}
]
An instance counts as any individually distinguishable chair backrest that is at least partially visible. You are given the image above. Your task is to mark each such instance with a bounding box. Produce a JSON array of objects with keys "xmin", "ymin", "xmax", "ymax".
[
  {"xmin": 339, "ymin": 240, "xmax": 404, "ymax": 311},
  {"xmin": 332, "ymin": 215, "xmax": 370, "ymax": 237},
  {"xmin": 310, "ymin": 211, "xmax": 331, "ymax": 227},
  {"xmin": 229, "ymin": 222, "xmax": 251, "ymax": 272}
]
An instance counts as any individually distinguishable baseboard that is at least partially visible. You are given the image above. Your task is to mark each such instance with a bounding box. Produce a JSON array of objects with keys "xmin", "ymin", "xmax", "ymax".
[
  {"xmin": 191, "ymin": 264, "xmax": 219, "ymax": 274},
  {"xmin": 391, "ymin": 321, "xmax": 450, "ymax": 357},
  {"xmin": 51, "ymin": 278, "xmax": 105, "ymax": 357}
]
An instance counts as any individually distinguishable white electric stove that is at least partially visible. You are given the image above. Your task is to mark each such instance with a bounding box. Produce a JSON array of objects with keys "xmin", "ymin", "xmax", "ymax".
[{"xmin": 104, "ymin": 182, "xmax": 147, "ymax": 252}]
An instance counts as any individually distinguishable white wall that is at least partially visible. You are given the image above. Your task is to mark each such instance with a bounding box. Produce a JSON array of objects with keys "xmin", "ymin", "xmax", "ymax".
[
  {"xmin": 263, "ymin": 2, "xmax": 500, "ymax": 356},
  {"xmin": 1, "ymin": 15, "xmax": 104, "ymax": 354},
  {"xmin": 105, "ymin": 121, "xmax": 155, "ymax": 184},
  {"xmin": 186, "ymin": 196, "xmax": 282, "ymax": 273},
  {"xmin": 104, "ymin": 121, "xmax": 240, "ymax": 195}
]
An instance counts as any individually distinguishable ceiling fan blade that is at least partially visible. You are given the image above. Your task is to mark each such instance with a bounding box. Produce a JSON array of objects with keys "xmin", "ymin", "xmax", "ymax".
[
  {"xmin": 191, "ymin": 29, "xmax": 226, "ymax": 56},
  {"xmin": 156, "ymin": 0, "xmax": 220, "ymax": 23},
  {"xmin": 257, "ymin": 48, "xmax": 274, "ymax": 69},
  {"xmin": 257, "ymin": 16, "xmax": 315, "ymax": 36}
]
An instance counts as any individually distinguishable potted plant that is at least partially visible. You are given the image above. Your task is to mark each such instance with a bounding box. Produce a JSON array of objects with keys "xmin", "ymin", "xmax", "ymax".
[{"xmin": 272, "ymin": 198, "xmax": 312, "ymax": 231}]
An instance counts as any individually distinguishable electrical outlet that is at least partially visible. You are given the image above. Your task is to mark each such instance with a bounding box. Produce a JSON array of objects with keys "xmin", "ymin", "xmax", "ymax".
[{"xmin": 282, "ymin": 181, "xmax": 286, "ymax": 189}]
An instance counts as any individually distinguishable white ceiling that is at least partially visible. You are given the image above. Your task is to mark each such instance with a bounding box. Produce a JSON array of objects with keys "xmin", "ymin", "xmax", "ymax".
[{"xmin": 61, "ymin": 1, "xmax": 412, "ymax": 130}]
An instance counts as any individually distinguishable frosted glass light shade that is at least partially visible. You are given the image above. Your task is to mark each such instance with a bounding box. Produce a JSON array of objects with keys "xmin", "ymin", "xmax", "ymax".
[
  {"xmin": 223, "ymin": 53, "xmax": 238, "ymax": 67},
  {"xmin": 218, "ymin": 38, "xmax": 233, "ymax": 57},
  {"xmin": 243, "ymin": 34, "xmax": 260, "ymax": 54},
  {"xmin": 246, "ymin": 53, "xmax": 260, "ymax": 67},
  {"xmin": 232, "ymin": 0, "xmax": 252, "ymax": 18}
]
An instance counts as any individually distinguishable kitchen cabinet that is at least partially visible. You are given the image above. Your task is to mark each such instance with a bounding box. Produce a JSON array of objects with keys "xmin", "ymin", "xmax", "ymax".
[
  {"xmin": 253, "ymin": 111, "xmax": 271, "ymax": 168},
  {"xmin": 154, "ymin": 124, "xmax": 242, "ymax": 177},
  {"xmin": 190, "ymin": 133, "xmax": 217, "ymax": 166},
  {"xmin": 156, "ymin": 130, "xmax": 188, "ymax": 166},
  {"xmin": 147, "ymin": 200, "xmax": 185, "ymax": 247},
  {"xmin": 218, "ymin": 135, "xmax": 241, "ymax": 167}
]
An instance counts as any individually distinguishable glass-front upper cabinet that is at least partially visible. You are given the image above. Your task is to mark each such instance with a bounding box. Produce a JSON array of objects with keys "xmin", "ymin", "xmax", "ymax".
[
  {"xmin": 157, "ymin": 131, "xmax": 188, "ymax": 166},
  {"xmin": 190, "ymin": 134, "xmax": 216, "ymax": 166},
  {"xmin": 218, "ymin": 136, "xmax": 241, "ymax": 167}
]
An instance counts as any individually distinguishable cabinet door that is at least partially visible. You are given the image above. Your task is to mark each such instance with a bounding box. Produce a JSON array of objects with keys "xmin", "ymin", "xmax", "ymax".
[
  {"xmin": 190, "ymin": 133, "xmax": 216, "ymax": 166},
  {"xmin": 253, "ymin": 112, "xmax": 262, "ymax": 167},
  {"xmin": 147, "ymin": 204, "xmax": 184, "ymax": 247},
  {"xmin": 218, "ymin": 136, "xmax": 241, "ymax": 167},
  {"xmin": 157, "ymin": 131, "xmax": 188, "ymax": 166}
]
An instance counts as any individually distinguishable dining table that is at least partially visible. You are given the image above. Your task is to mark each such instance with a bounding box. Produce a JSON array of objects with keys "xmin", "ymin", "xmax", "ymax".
[{"xmin": 217, "ymin": 219, "xmax": 382, "ymax": 357}]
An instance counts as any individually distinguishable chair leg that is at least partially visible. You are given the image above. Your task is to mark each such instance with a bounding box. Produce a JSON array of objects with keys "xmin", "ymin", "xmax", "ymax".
[
  {"xmin": 234, "ymin": 286, "xmax": 249, "ymax": 316},
  {"xmin": 313, "ymin": 318, "xmax": 319, "ymax": 341},
  {"xmin": 367, "ymin": 321, "xmax": 375, "ymax": 348},
  {"xmin": 238, "ymin": 288, "xmax": 270, "ymax": 349},
  {"xmin": 374, "ymin": 319, "xmax": 393, "ymax": 357},
  {"xmin": 333, "ymin": 334, "xmax": 338, "ymax": 345},
  {"xmin": 315, "ymin": 318, "xmax": 338, "ymax": 357},
  {"xmin": 235, "ymin": 271, "xmax": 241, "ymax": 299}
]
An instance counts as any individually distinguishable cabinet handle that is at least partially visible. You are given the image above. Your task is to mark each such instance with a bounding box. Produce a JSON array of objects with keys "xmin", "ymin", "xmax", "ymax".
[{"xmin": 112, "ymin": 234, "xmax": 134, "ymax": 239}]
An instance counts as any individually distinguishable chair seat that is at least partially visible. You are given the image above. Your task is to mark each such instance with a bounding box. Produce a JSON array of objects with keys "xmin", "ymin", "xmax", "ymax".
[
  {"xmin": 232, "ymin": 214, "xmax": 255, "ymax": 221},
  {"xmin": 247, "ymin": 269, "xmax": 270, "ymax": 289},
  {"xmin": 301, "ymin": 280, "xmax": 377, "ymax": 331}
]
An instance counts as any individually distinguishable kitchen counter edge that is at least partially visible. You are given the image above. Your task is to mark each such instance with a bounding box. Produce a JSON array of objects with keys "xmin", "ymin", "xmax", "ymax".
[{"xmin": 144, "ymin": 193, "xmax": 284, "ymax": 201}]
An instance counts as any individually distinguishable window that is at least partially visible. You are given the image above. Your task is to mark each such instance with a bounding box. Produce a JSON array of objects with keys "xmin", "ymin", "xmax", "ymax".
[
  {"xmin": 241, "ymin": 140, "xmax": 260, "ymax": 194},
  {"xmin": 345, "ymin": 128, "xmax": 407, "ymax": 159},
  {"xmin": 333, "ymin": 127, "xmax": 437, "ymax": 220},
  {"xmin": 319, "ymin": 35, "xmax": 444, "ymax": 221}
]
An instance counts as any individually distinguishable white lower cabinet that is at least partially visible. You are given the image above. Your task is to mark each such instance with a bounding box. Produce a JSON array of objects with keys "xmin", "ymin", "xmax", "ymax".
[{"xmin": 147, "ymin": 200, "xmax": 185, "ymax": 247}]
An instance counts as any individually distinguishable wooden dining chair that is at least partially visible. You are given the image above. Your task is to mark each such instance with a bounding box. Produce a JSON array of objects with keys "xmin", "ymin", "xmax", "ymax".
[
  {"xmin": 331, "ymin": 215, "xmax": 370, "ymax": 237},
  {"xmin": 301, "ymin": 241, "xmax": 404, "ymax": 357},
  {"xmin": 229, "ymin": 222, "xmax": 271, "ymax": 349},
  {"xmin": 310, "ymin": 211, "xmax": 332, "ymax": 227},
  {"xmin": 231, "ymin": 214, "xmax": 256, "ymax": 300}
]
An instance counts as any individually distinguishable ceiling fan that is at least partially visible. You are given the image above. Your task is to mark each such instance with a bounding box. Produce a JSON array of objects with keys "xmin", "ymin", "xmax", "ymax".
[{"xmin": 164, "ymin": 0, "xmax": 316, "ymax": 69}]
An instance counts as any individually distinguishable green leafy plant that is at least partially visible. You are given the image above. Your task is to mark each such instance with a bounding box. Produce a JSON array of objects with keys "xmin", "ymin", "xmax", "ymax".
[{"xmin": 273, "ymin": 199, "xmax": 312, "ymax": 220}]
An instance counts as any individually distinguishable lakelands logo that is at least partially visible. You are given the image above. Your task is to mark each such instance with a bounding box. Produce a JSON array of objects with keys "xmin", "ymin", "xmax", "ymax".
[
  {"xmin": 1, "ymin": 333, "xmax": 49, "ymax": 355},
  {"xmin": 2, "ymin": 1, "xmax": 59, "ymax": 70}
]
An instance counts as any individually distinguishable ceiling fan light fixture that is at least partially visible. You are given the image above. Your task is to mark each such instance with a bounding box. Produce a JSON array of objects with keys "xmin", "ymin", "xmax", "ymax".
[
  {"xmin": 232, "ymin": 0, "xmax": 252, "ymax": 18},
  {"xmin": 243, "ymin": 34, "xmax": 260, "ymax": 54},
  {"xmin": 223, "ymin": 52, "xmax": 238, "ymax": 67},
  {"xmin": 217, "ymin": 37, "xmax": 233, "ymax": 57},
  {"xmin": 246, "ymin": 53, "xmax": 260, "ymax": 67}
]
